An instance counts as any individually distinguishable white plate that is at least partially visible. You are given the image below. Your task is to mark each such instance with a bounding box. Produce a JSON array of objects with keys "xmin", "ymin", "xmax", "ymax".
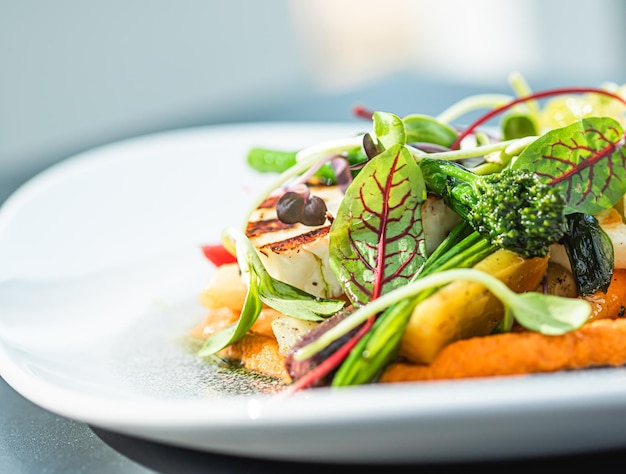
[{"xmin": 2, "ymin": 123, "xmax": 626, "ymax": 464}]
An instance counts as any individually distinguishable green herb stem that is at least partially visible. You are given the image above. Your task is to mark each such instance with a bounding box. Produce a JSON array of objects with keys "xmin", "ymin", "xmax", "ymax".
[
  {"xmin": 410, "ymin": 138, "xmax": 521, "ymax": 162},
  {"xmin": 470, "ymin": 135, "xmax": 537, "ymax": 175},
  {"xmin": 508, "ymin": 71, "xmax": 541, "ymax": 123}
]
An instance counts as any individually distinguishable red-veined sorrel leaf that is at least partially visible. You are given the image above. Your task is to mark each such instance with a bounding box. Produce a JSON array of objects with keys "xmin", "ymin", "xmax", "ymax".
[
  {"xmin": 514, "ymin": 117, "xmax": 626, "ymax": 215},
  {"xmin": 328, "ymin": 144, "xmax": 427, "ymax": 306}
]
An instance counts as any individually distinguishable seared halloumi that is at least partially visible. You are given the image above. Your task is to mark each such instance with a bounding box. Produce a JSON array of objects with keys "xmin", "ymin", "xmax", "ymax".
[
  {"xmin": 247, "ymin": 184, "xmax": 344, "ymax": 299},
  {"xmin": 246, "ymin": 183, "xmax": 461, "ymax": 299}
]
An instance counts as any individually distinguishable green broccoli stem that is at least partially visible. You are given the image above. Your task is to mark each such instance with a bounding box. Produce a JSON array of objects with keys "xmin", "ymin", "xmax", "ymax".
[{"xmin": 418, "ymin": 159, "xmax": 481, "ymax": 223}]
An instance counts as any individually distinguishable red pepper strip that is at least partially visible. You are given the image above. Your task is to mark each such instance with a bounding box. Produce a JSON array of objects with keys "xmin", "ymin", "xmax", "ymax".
[
  {"xmin": 201, "ymin": 243, "xmax": 237, "ymax": 266},
  {"xmin": 450, "ymin": 87, "xmax": 626, "ymax": 150},
  {"xmin": 353, "ymin": 104, "xmax": 374, "ymax": 120}
]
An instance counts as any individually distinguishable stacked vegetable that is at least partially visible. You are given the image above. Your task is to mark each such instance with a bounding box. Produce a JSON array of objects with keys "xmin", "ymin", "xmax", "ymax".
[{"xmin": 197, "ymin": 73, "xmax": 626, "ymax": 392}]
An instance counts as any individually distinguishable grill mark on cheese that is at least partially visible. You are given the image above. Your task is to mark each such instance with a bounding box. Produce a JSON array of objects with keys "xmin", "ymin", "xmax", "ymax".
[
  {"xmin": 246, "ymin": 218, "xmax": 297, "ymax": 238},
  {"xmin": 257, "ymin": 226, "xmax": 330, "ymax": 254}
]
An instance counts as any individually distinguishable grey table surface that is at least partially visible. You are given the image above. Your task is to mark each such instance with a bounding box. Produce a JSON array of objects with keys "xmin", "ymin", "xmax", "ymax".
[{"xmin": 2, "ymin": 74, "xmax": 626, "ymax": 473}]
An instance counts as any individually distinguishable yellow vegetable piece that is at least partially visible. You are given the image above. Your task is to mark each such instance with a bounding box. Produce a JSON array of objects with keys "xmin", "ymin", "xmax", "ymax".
[
  {"xmin": 399, "ymin": 249, "xmax": 549, "ymax": 364},
  {"xmin": 198, "ymin": 263, "xmax": 247, "ymax": 311}
]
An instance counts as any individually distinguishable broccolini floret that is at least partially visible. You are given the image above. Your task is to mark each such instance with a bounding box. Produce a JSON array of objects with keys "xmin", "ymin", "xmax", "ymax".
[{"xmin": 419, "ymin": 158, "xmax": 568, "ymax": 258}]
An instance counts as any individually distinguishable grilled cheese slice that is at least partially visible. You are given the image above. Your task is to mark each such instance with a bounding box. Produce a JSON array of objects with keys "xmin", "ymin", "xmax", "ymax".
[{"xmin": 247, "ymin": 185, "xmax": 343, "ymax": 299}]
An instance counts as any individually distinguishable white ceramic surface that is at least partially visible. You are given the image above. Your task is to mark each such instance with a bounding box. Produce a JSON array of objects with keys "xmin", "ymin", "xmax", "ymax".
[{"xmin": 2, "ymin": 123, "xmax": 626, "ymax": 464}]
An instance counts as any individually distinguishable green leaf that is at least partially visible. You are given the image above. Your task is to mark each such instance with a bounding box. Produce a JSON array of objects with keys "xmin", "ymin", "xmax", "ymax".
[
  {"xmin": 402, "ymin": 114, "xmax": 458, "ymax": 147},
  {"xmin": 509, "ymin": 292, "xmax": 591, "ymax": 335},
  {"xmin": 329, "ymin": 145, "xmax": 428, "ymax": 306},
  {"xmin": 373, "ymin": 111, "xmax": 406, "ymax": 150},
  {"xmin": 513, "ymin": 117, "xmax": 626, "ymax": 215},
  {"xmin": 258, "ymin": 277, "xmax": 344, "ymax": 321},
  {"xmin": 246, "ymin": 148, "xmax": 297, "ymax": 173}
]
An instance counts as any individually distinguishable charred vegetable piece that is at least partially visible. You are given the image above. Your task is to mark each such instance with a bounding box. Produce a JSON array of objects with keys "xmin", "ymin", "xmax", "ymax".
[{"xmin": 561, "ymin": 212, "xmax": 614, "ymax": 296}]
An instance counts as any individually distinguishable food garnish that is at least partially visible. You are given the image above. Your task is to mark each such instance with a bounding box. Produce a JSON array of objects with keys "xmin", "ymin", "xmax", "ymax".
[{"xmin": 193, "ymin": 72, "xmax": 626, "ymax": 393}]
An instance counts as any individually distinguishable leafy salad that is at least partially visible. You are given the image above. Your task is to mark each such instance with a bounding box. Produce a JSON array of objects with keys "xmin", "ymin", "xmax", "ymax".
[{"xmin": 195, "ymin": 72, "xmax": 626, "ymax": 393}]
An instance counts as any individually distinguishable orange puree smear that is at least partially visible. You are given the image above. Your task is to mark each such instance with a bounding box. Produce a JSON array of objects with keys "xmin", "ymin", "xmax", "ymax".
[
  {"xmin": 586, "ymin": 268, "xmax": 626, "ymax": 321},
  {"xmin": 191, "ymin": 306, "xmax": 290, "ymax": 382},
  {"xmin": 380, "ymin": 318, "xmax": 626, "ymax": 383}
]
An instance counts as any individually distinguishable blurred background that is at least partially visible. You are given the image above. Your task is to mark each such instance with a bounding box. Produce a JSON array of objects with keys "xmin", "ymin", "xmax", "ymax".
[{"xmin": 1, "ymin": 0, "xmax": 625, "ymax": 202}]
